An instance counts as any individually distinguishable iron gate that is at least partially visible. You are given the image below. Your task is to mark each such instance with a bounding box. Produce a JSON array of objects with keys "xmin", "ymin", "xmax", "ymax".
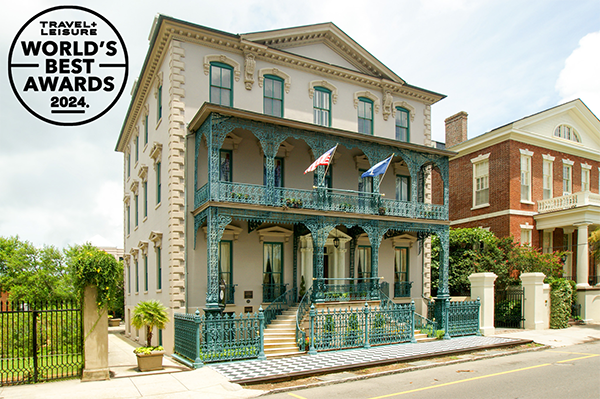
[
  {"xmin": 494, "ymin": 287, "xmax": 524, "ymax": 328},
  {"xmin": 0, "ymin": 300, "xmax": 83, "ymax": 386}
]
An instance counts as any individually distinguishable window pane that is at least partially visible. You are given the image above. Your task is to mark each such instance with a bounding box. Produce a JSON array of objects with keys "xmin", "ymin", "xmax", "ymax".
[
  {"xmin": 265, "ymin": 79, "xmax": 273, "ymax": 97},
  {"xmin": 210, "ymin": 87, "xmax": 220, "ymax": 104},
  {"xmin": 221, "ymin": 89, "xmax": 230, "ymax": 106},
  {"xmin": 273, "ymin": 100, "xmax": 281, "ymax": 117},
  {"xmin": 221, "ymin": 68, "xmax": 231, "ymax": 88},
  {"xmin": 211, "ymin": 66, "xmax": 221, "ymax": 86},
  {"xmin": 273, "ymin": 80, "xmax": 282, "ymax": 99}
]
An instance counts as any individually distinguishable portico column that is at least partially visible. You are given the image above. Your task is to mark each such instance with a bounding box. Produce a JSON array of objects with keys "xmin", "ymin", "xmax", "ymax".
[{"xmin": 575, "ymin": 223, "xmax": 592, "ymax": 287}]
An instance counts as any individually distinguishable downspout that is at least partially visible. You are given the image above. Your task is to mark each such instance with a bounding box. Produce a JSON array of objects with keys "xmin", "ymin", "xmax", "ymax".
[{"xmin": 183, "ymin": 129, "xmax": 189, "ymax": 313}]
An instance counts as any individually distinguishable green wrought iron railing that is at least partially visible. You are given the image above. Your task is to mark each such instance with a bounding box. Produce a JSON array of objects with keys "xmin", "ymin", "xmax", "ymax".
[
  {"xmin": 195, "ymin": 181, "xmax": 447, "ymax": 220},
  {"xmin": 394, "ymin": 281, "xmax": 413, "ymax": 298},
  {"xmin": 414, "ymin": 312, "xmax": 437, "ymax": 337},
  {"xmin": 307, "ymin": 301, "xmax": 415, "ymax": 352},
  {"xmin": 448, "ymin": 299, "xmax": 480, "ymax": 337},
  {"xmin": 262, "ymin": 283, "xmax": 287, "ymax": 303},
  {"xmin": 312, "ymin": 277, "xmax": 382, "ymax": 302},
  {"xmin": 295, "ymin": 287, "xmax": 312, "ymax": 351},
  {"xmin": 263, "ymin": 287, "xmax": 294, "ymax": 327},
  {"xmin": 173, "ymin": 309, "xmax": 265, "ymax": 367}
]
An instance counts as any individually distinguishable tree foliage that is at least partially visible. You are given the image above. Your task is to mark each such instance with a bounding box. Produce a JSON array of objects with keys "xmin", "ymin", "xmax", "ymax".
[
  {"xmin": 0, "ymin": 236, "xmax": 75, "ymax": 302},
  {"xmin": 432, "ymin": 228, "xmax": 566, "ymax": 296},
  {"xmin": 131, "ymin": 300, "xmax": 169, "ymax": 348}
]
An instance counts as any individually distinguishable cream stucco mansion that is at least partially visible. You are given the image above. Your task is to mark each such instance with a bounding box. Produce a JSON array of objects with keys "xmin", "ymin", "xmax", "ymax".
[{"xmin": 116, "ymin": 15, "xmax": 454, "ymax": 353}]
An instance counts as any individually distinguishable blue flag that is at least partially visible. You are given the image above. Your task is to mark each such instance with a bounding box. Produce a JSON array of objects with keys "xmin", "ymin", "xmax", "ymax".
[{"xmin": 361, "ymin": 155, "xmax": 393, "ymax": 178}]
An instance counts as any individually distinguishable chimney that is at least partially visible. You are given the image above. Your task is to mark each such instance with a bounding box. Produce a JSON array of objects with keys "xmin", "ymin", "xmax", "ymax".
[{"xmin": 445, "ymin": 111, "xmax": 468, "ymax": 148}]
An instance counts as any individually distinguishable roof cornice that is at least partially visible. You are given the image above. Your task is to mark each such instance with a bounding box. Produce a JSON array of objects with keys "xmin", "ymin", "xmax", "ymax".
[{"xmin": 116, "ymin": 16, "xmax": 444, "ymax": 152}]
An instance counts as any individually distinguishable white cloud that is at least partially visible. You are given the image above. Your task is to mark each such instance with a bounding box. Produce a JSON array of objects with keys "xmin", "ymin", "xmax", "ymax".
[{"xmin": 556, "ymin": 30, "xmax": 600, "ymax": 116}]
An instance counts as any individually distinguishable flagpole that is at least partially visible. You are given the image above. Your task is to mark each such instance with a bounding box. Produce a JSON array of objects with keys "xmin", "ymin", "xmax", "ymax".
[
  {"xmin": 376, "ymin": 153, "xmax": 394, "ymax": 192},
  {"xmin": 320, "ymin": 144, "xmax": 338, "ymax": 187}
]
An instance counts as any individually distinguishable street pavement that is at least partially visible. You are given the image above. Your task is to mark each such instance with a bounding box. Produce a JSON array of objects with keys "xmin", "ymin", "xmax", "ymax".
[{"xmin": 0, "ymin": 324, "xmax": 598, "ymax": 399}]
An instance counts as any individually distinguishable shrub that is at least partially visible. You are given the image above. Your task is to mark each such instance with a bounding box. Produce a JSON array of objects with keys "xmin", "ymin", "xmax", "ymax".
[{"xmin": 549, "ymin": 278, "xmax": 572, "ymax": 329}]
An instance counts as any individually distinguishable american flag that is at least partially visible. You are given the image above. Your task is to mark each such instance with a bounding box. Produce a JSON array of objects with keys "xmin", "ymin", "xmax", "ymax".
[{"xmin": 304, "ymin": 145, "xmax": 337, "ymax": 174}]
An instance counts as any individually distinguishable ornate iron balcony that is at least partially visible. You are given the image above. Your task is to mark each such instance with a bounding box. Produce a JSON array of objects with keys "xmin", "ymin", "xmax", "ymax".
[
  {"xmin": 394, "ymin": 281, "xmax": 413, "ymax": 298},
  {"xmin": 195, "ymin": 182, "xmax": 448, "ymax": 220}
]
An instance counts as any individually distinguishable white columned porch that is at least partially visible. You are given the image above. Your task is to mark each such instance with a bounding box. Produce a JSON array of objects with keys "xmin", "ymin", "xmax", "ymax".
[
  {"xmin": 300, "ymin": 235, "xmax": 313, "ymax": 289},
  {"xmin": 575, "ymin": 223, "xmax": 592, "ymax": 287}
]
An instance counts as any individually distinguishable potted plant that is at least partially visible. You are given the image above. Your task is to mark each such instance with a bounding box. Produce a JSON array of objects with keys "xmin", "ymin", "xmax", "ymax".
[{"xmin": 131, "ymin": 300, "xmax": 170, "ymax": 372}]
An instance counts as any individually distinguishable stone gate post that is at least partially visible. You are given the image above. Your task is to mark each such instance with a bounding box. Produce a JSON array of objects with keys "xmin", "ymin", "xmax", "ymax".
[
  {"xmin": 468, "ymin": 272, "xmax": 497, "ymax": 336},
  {"xmin": 82, "ymin": 285, "xmax": 109, "ymax": 381}
]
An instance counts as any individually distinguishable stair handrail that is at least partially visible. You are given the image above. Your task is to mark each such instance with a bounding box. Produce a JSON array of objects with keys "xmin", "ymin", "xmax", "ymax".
[
  {"xmin": 295, "ymin": 286, "xmax": 313, "ymax": 351},
  {"xmin": 263, "ymin": 285, "xmax": 293, "ymax": 327}
]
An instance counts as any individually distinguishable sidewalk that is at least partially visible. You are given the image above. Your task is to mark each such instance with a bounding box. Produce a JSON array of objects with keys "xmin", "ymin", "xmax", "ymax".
[{"xmin": 1, "ymin": 324, "xmax": 598, "ymax": 399}]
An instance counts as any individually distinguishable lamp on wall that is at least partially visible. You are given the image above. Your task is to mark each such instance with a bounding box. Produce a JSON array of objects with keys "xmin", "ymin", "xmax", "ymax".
[{"xmin": 333, "ymin": 229, "xmax": 340, "ymax": 249}]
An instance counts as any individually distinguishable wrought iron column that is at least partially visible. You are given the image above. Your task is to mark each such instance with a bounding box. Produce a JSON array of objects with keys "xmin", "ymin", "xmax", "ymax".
[
  {"xmin": 364, "ymin": 224, "xmax": 387, "ymax": 299},
  {"xmin": 306, "ymin": 220, "xmax": 334, "ymax": 302},
  {"xmin": 349, "ymin": 236, "xmax": 356, "ymax": 279},
  {"xmin": 205, "ymin": 207, "xmax": 232, "ymax": 315},
  {"xmin": 435, "ymin": 226, "xmax": 451, "ymax": 338},
  {"xmin": 292, "ymin": 231, "xmax": 299, "ymax": 301}
]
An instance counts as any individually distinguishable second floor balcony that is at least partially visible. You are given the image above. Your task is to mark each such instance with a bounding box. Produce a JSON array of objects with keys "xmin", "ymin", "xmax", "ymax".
[
  {"xmin": 537, "ymin": 191, "xmax": 600, "ymax": 214},
  {"xmin": 195, "ymin": 181, "xmax": 447, "ymax": 220}
]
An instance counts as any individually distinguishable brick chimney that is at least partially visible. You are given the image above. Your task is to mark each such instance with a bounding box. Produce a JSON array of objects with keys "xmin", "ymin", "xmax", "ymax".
[{"xmin": 445, "ymin": 111, "xmax": 468, "ymax": 148}]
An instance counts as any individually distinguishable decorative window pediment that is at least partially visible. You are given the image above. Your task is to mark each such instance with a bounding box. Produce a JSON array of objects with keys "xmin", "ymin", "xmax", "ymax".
[
  {"xmin": 308, "ymin": 80, "xmax": 338, "ymax": 104},
  {"xmin": 392, "ymin": 234, "xmax": 417, "ymax": 248},
  {"xmin": 392, "ymin": 101, "xmax": 415, "ymax": 122},
  {"xmin": 222, "ymin": 132, "xmax": 243, "ymax": 151},
  {"xmin": 154, "ymin": 72, "xmax": 163, "ymax": 97},
  {"xmin": 353, "ymin": 91, "xmax": 380, "ymax": 114},
  {"xmin": 258, "ymin": 68, "xmax": 291, "ymax": 93},
  {"xmin": 202, "ymin": 224, "xmax": 243, "ymax": 241},
  {"xmin": 138, "ymin": 241, "xmax": 149, "ymax": 254},
  {"xmin": 149, "ymin": 231, "xmax": 163, "ymax": 247},
  {"xmin": 203, "ymin": 54, "xmax": 241, "ymax": 81},
  {"xmin": 130, "ymin": 180, "xmax": 139, "ymax": 195},
  {"xmin": 123, "ymin": 194, "xmax": 131, "ymax": 205},
  {"xmin": 149, "ymin": 142, "xmax": 163, "ymax": 163},
  {"xmin": 129, "ymin": 247, "xmax": 139, "ymax": 258},
  {"xmin": 138, "ymin": 165, "xmax": 148, "ymax": 182},
  {"xmin": 257, "ymin": 226, "xmax": 293, "ymax": 243}
]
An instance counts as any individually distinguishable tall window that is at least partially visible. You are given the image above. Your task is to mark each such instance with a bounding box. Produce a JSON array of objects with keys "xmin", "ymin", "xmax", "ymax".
[
  {"xmin": 263, "ymin": 243, "xmax": 283, "ymax": 301},
  {"xmin": 210, "ymin": 62, "xmax": 233, "ymax": 106},
  {"xmin": 156, "ymin": 247, "xmax": 162, "ymax": 290},
  {"xmin": 144, "ymin": 254, "xmax": 148, "ymax": 292},
  {"xmin": 144, "ymin": 114, "xmax": 149, "ymax": 145},
  {"xmin": 134, "ymin": 194, "xmax": 139, "ymax": 227},
  {"xmin": 219, "ymin": 241, "xmax": 233, "ymax": 304},
  {"xmin": 543, "ymin": 159, "xmax": 553, "ymax": 199},
  {"xmin": 395, "ymin": 107, "xmax": 409, "ymax": 142},
  {"xmin": 263, "ymin": 157, "xmax": 284, "ymax": 187},
  {"xmin": 313, "ymin": 87, "xmax": 331, "ymax": 127},
  {"xmin": 473, "ymin": 159, "xmax": 489, "ymax": 206},
  {"xmin": 143, "ymin": 181, "xmax": 148, "ymax": 218},
  {"xmin": 394, "ymin": 247, "xmax": 409, "ymax": 297},
  {"xmin": 520, "ymin": 228, "xmax": 532, "ymax": 245},
  {"xmin": 157, "ymin": 85, "xmax": 162, "ymax": 121},
  {"xmin": 127, "ymin": 152, "xmax": 130, "ymax": 178},
  {"xmin": 126, "ymin": 204, "xmax": 130, "ymax": 235},
  {"xmin": 563, "ymin": 164, "xmax": 572, "ymax": 195},
  {"xmin": 135, "ymin": 258, "xmax": 139, "ymax": 293},
  {"xmin": 542, "ymin": 231, "xmax": 553, "ymax": 254},
  {"xmin": 134, "ymin": 135, "xmax": 139, "ymax": 163},
  {"xmin": 220, "ymin": 150, "xmax": 232, "ymax": 182},
  {"xmin": 358, "ymin": 170, "xmax": 373, "ymax": 193},
  {"xmin": 582, "ymin": 167, "xmax": 591, "ymax": 191},
  {"xmin": 127, "ymin": 264, "xmax": 131, "ymax": 294},
  {"xmin": 520, "ymin": 154, "xmax": 531, "ymax": 202},
  {"xmin": 263, "ymin": 75, "xmax": 283, "ymax": 117},
  {"xmin": 357, "ymin": 97, "xmax": 373, "ymax": 135},
  {"xmin": 156, "ymin": 162, "xmax": 162, "ymax": 204},
  {"xmin": 357, "ymin": 246, "xmax": 371, "ymax": 279},
  {"xmin": 396, "ymin": 175, "xmax": 410, "ymax": 201}
]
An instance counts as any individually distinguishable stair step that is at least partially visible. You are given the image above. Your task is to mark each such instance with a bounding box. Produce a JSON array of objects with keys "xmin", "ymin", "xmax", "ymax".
[
  {"xmin": 265, "ymin": 351, "xmax": 304, "ymax": 359},
  {"xmin": 264, "ymin": 347, "xmax": 302, "ymax": 355}
]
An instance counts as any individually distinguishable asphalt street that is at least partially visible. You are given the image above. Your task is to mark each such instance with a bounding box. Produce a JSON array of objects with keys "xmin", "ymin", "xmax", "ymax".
[{"xmin": 267, "ymin": 340, "xmax": 600, "ymax": 399}]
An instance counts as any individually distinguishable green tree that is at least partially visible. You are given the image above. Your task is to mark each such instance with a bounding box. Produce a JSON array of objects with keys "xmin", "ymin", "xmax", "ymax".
[
  {"xmin": 0, "ymin": 236, "xmax": 75, "ymax": 302},
  {"xmin": 432, "ymin": 228, "xmax": 565, "ymax": 296}
]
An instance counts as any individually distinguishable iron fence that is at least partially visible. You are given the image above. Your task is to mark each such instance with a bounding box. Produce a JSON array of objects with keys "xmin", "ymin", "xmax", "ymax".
[
  {"xmin": 447, "ymin": 299, "xmax": 481, "ymax": 337},
  {"xmin": 308, "ymin": 302, "xmax": 414, "ymax": 352},
  {"xmin": 0, "ymin": 300, "xmax": 83, "ymax": 386},
  {"xmin": 495, "ymin": 287, "xmax": 524, "ymax": 328},
  {"xmin": 173, "ymin": 309, "xmax": 264, "ymax": 367}
]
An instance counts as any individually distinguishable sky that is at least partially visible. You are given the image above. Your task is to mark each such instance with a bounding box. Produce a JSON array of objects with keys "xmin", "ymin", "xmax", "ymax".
[{"xmin": 0, "ymin": 0, "xmax": 599, "ymax": 250}]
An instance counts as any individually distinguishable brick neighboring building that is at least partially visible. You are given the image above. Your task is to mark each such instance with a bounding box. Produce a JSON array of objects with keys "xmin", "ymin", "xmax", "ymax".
[{"xmin": 445, "ymin": 99, "xmax": 600, "ymax": 287}]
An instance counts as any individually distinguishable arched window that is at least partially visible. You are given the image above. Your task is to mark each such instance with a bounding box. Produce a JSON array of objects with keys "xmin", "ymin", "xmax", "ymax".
[{"xmin": 554, "ymin": 125, "xmax": 580, "ymax": 142}]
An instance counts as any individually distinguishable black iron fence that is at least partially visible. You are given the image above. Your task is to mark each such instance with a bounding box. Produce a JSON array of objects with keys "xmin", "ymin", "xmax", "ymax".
[
  {"xmin": 494, "ymin": 288, "xmax": 524, "ymax": 328},
  {"xmin": 0, "ymin": 300, "xmax": 83, "ymax": 386}
]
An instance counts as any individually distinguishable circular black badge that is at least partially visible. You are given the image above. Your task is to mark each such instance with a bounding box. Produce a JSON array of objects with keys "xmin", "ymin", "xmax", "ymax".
[{"xmin": 8, "ymin": 6, "xmax": 128, "ymax": 126}]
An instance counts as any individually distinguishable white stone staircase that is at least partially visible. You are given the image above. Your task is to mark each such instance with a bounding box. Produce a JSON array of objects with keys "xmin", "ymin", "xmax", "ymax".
[{"xmin": 263, "ymin": 305, "xmax": 303, "ymax": 358}]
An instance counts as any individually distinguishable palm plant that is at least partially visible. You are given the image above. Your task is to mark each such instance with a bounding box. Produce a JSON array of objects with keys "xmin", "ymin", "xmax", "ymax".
[{"xmin": 131, "ymin": 300, "xmax": 169, "ymax": 348}]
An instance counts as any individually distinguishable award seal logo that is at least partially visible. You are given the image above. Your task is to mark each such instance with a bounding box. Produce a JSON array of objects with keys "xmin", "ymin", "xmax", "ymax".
[{"xmin": 8, "ymin": 6, "xmax": 128, "ymax": 126}]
